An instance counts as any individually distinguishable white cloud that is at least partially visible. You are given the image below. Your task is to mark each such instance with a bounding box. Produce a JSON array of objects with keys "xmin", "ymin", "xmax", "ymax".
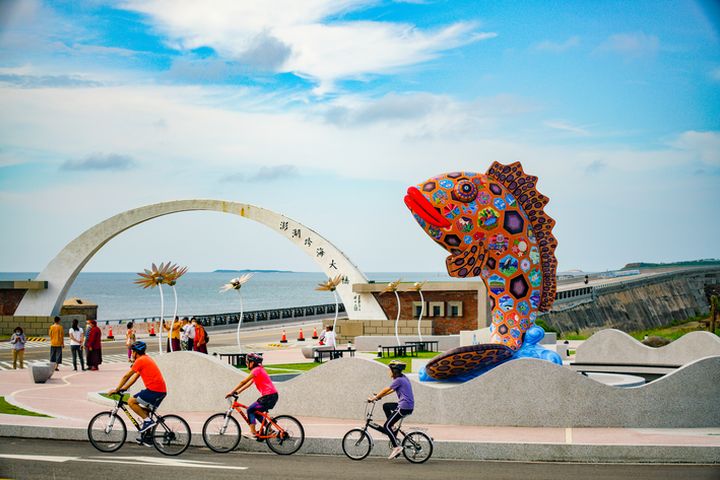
[
  {"xmin": 120, "ymin": 0, "xmax": 495, "ymax": 92},
  {"xmin": 596, "ymin": 32, "xmax": 659, "ymax": 59},
  {"xmin": 534, "ymin": 36, "xmax": 580, "ymax": 52},
  {"xmin": 670, "ymin": 130, "xmax": 720, "ymax": 166},
  {"xmin": 543, "ymin": 120, "xmax": 589, "ymax": 136}
]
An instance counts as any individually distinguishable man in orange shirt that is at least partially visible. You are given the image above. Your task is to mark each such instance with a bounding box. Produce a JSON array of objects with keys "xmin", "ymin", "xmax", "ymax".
[
  {"xmin": 48, "ymin": 316, "xmax": 64, "ymax": 371},
  {"xmin": 108, "ymin": 341, "xmax": 167, "ymax": 445}
]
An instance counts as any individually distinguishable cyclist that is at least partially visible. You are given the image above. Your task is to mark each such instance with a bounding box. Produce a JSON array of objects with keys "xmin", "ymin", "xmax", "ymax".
[
  {"xmin": 225, "ymin": 353, "xmax": 278, "ymax": 441},
  {"xmin": 108, "ymin": 341, "xmax": 167, "ymax": 445},
  {"xmin": 367, "ymin": 360, "xmax": 415, "ymax": 460}
]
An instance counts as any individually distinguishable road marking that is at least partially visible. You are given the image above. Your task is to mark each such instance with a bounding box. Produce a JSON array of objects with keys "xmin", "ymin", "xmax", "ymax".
[
  {"xmin": 565, "ymin": 428, "xmax": 573, "ymax": 444},
  {"xmin": 0, "ymin": 453, "xmax": 248, "ymax": 470}
]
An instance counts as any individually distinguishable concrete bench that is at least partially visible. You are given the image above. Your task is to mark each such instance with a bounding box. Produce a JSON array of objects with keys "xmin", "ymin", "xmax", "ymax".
[{"xmin": 30, "ymin": 362, "xmax": 55, "ymax": 383}]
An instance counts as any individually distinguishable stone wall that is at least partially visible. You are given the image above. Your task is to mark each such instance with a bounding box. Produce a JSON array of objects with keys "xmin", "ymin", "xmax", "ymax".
[
  {"xmin": 0, "ymin": 315, "xmax": 83, "ymax": 336},
  {"xmin": 324, "ymin": 319, "xmax": 433, "ymax": 344},
  {"xmin": 544, "ymin": 268, "xmax": 720, "ymax": 334}
]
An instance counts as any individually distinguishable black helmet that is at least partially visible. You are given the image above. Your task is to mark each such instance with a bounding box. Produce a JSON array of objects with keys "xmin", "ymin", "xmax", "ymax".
[
  {"xmin": 246, "ymin": 353, "xmax": 263, "ymax": 365},
  {"xmin": 388, "ymin": 360, "xmax": 406, "ymax": 372},
  {"xmin": 130, "ymin": 341, "xmax": 147, "ymax": 355}
]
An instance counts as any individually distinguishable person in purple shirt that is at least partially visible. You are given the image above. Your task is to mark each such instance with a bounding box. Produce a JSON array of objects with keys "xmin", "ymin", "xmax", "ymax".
[{"xmin": 368, "ymin": 360, "xmax": 415, "ymax": 460}]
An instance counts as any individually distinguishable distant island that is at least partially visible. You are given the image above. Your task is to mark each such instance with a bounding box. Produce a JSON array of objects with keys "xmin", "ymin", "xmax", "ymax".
[
  {"xmin": 623, "ymin": 259, "xmax": 720, "ymax": 270},
  {"xmin": 213, "ymin": 269, "xmax": 294, "ymax": 273}
]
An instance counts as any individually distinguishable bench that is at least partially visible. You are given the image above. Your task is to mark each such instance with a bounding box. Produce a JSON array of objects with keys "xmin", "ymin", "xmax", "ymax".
[
  {"xmin": 404, "ymin": 340, "xmax": 439, "ymax": 353},
  {"xmin": 380, "ymin": 344, "xmax": 418, "ymax": 358},
  {"xmin": 314, "ymin": 348, "xmax": 356, "ymax": 363},
  {"xmin": 213, "ymin": 353, "xmax": 249, "ymax": 368}
]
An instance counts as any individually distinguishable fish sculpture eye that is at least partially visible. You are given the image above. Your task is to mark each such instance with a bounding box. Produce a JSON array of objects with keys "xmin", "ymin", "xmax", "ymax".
[{"xmin": 454, "ymin": 180, "xmax": 477, "ymax": 203}]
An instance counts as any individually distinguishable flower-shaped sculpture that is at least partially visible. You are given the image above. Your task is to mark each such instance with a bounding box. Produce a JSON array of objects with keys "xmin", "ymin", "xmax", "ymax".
[
  {"xmin": 381, "ymin": 279, "xmax": 403, "ymax": 346},
  {"xmin": 316, "ymin": 275, "xmax": 343, "ymax": 332},
  {"xmin": 413, "ymin": 281, "xmax": 426, "ymax": 341},
  {"xmin": 135, "ymin": 262, "xmax": 179, "ymax": 354},
  {"xmin": 220, "ymin": 273, "xmax": 253, "ymax": 293},
  {"xmin": 220, "ymin": 273, "xmax": 253, "ymax": 351}
]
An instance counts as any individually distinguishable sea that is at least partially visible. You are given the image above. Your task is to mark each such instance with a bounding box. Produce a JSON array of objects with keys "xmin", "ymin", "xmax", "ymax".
[{"xmin": 1, "ymin": 271, "xmax": 460, "ymax": 321}]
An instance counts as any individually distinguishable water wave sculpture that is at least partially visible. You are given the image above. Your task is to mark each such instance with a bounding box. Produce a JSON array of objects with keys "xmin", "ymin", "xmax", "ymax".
[{"xmin": 404, "ymin": 162, "xmax": 562, "ymax": 381}]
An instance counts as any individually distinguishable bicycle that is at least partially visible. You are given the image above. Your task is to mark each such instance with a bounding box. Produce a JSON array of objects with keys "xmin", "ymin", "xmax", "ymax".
[
  {"xmin": 87, "ymin": 390, "xmax": 191, "ymax": 456},
  {"xmin": 202, "ymin": 394, "xmax": 305, "ymax": 455},
  {"xmin": 342, "ymin": 399, "xmax": 433, "ymax": 463}
]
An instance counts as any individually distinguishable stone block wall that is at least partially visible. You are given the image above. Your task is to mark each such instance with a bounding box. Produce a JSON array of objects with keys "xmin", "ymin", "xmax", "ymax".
[
  {"xmin": 324, "ymin": 318, "xmax": 432, "ymax": 344},
  {"xmin": 0, "ymin": 315, "xmax": 84, "ymax": 336}
]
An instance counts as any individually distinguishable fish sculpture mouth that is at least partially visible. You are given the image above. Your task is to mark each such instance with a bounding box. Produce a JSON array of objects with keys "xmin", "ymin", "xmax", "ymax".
[{"xmin": 404, "ymin": 187, "xmax": 451, "ymax": 229}]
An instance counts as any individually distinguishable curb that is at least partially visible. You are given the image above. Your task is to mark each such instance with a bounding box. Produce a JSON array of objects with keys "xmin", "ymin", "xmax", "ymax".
[{"xmin": 1, "ymin": 424, "xmax": 717, "ymax": 464}]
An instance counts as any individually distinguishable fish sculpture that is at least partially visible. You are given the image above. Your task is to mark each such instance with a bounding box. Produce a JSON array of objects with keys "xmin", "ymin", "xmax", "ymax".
[{"xmin": 404, "ymin": 162, "xmax": 561, "ymax": 380}]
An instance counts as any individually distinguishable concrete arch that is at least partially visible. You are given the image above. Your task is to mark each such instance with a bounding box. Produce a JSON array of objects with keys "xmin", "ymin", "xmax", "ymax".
[{"xmin": 15, "ymin": 200, "xmax": 387, "ymax": 320}]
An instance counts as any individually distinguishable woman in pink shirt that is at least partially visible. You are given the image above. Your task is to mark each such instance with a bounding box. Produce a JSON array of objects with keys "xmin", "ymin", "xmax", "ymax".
[{"xmin": 225, "ymin": 353, "xmax": 278, "ymax": 440}]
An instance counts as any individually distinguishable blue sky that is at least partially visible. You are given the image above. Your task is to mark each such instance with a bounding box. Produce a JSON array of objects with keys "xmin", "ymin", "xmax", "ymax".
[{"xmin": 0, "ymin": 0, "xmax": 718, "ymax": 274}]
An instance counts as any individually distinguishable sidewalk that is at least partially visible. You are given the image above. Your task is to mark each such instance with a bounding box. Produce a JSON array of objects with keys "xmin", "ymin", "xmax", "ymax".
[{"xmin": 1, "ymin": 364, "xmax": 718, "ymax": 463}]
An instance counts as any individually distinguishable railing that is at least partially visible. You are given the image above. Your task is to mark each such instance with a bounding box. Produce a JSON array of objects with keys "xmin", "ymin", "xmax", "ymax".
[{"xmin": 97, "ymin": 302, "xmax": 346, "ymax": 328}]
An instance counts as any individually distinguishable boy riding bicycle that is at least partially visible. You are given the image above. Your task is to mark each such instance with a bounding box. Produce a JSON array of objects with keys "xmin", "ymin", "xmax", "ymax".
[
  {"xmin": 225, "ymin": 353, "xmax": 278, "ymax": 441},
  {"xmin": 108, "ymin": 341, "xmax": 167, "ymax": 445},
  {"xmin": 368, "ymin": 360, "xmax": 415, "ymax": 459}
]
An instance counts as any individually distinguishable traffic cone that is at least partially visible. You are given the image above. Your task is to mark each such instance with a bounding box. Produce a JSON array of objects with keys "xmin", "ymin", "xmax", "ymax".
[
  {"xmin": 280, "ymin": 330, "xmax": 288, "ymax": 343},
  {"xmin": 297, "ymin": 328, "xmax": 305, "ymax": 341},
  {"xmin": 149, "ymin": 323, "xmax": 156, "ymax": 337},
  {"xmin": 107, "ymin": 325, "xmax": 114, "ymax": 340},
  {"xmin": 312, "ymin": 327, "xmax": 319, "ymax": 339}
]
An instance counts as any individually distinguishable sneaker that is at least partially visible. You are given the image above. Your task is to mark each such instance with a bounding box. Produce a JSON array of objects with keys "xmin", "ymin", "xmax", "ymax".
[
  {"xmin": 135, "ymin": 436, "xmax": 154, "ymax": 447},
  {"xmin": 388, "ymin": 446, "xmax": 403, "ymax": 459},
  {"xmin": 138, "ymin": 419, "xmax": 156, "ymax": 433}
]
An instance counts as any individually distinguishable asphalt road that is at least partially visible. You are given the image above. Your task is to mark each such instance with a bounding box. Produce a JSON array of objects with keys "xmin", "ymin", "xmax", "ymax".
[{"xmin": 0, "ymin": 438, "xmax": 718, "ymax": 480}]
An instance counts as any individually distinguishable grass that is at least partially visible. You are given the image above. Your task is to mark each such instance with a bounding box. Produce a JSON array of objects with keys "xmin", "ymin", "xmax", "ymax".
[
  {"xmin": 0, "ymin": 396, "xmax": 51, "ymax": 417},
  {"xmin": 374, "ymin": 351, "xmax": 439, "ymax": 373},
  {"xmin": 237, "ymin": 362, "xmax": 322, "ymax": 375},
  {"xmin": 558, "ymin": 314, "xmax": 719, "ymax": 342},
  {"xmin": 100, "ymin": 392, "xmax": 131, "ymax": 402}
]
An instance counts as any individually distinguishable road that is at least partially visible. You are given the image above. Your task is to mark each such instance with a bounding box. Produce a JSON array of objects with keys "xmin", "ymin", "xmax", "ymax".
[{"xmin": 1, "ymin": 438, "xmax": 718, "ymax": 480}]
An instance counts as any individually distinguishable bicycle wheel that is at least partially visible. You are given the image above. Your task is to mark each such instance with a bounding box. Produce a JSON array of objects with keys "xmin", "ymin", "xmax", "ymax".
[
  {"xmin": 87, "ymin": 411, "xmax": 127, "ymax": 453},
  {"xmin": 202, "ymin": 413, "xmax": 241, "ymax": 453},
  {"xmin": 342, "ymin": 428, "xmax": 372, "ymax": 461},
  {"xmin": 151, "ymin": 414, "xmax": 191, "ymax": 456},
  {"xmin": 265, "ymin": 415, "xmax": 305, "ymax": 455},
  {"xmin": 402, "ymin": 431, "xmax": 433, "ymax": 464}
]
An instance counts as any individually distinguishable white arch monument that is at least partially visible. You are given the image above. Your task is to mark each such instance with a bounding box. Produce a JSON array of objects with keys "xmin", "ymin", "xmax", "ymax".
[{"xmin": 15, "ymin": 199, "xmax": 387, "ymax": 320}]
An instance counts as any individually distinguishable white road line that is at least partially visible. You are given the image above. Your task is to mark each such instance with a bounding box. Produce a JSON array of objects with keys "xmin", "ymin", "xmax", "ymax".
[
  {"xmin": 565, "ymin": 428, "xmax": 573, "ymax": 444},
  {"xmin": 0, "ymin": 454, "xmax": 78, "ymax": 463}
]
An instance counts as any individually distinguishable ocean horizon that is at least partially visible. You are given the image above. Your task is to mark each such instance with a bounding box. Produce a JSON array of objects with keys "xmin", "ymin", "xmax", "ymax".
[{"xmin": 1, "ymin": 271, "xmax": 460, "ymax": 321}]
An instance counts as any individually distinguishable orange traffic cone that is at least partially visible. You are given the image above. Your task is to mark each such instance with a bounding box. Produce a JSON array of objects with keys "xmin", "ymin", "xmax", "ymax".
[
  {"xmin": 149, "ymin": 323, "xmax": 156, "ymax": 337},
  {"xmin": 312, "ymin": 327, "xmax": 318, "ymax": 339},
  {"xmin": 280, "ymin": 330, "xmax": 288, "ymax": 343},
  {"xmin": 107, "ymin": 325, "xmax": 114, "ymax": 340},
  {"xmin": 297, "ymin": 328, "xmax": 305, "ymax": 341}
]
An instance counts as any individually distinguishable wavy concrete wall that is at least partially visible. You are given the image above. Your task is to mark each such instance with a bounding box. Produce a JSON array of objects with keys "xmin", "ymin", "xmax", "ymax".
[
  {"xmin": 153, "ymin": 352, "xmax": 720, "ymax": 428},
  {"xmin": 575, "ymin": 329, "xmax": 720, "ymax": 366}
]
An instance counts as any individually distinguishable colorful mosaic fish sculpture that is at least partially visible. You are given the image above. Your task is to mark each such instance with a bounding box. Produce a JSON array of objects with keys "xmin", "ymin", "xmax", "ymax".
[{"xmin": 404, "ymin": 162, "xmax": 562, "ymax": 381}]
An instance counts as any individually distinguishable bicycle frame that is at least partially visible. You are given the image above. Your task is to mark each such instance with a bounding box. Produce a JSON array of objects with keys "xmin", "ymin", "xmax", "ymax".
[
  {"xmin": 218, "ymin": 396, "xmax": 286, "ymax": 440},
  {"xmin": 360, "ymin": 401, "xmax": 407, "ymax": 444}
]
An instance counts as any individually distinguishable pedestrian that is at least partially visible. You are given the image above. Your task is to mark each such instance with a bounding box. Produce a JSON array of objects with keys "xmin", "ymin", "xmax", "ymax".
[
  {"xmin": 323, "ymin": 325, "xmax": 337, "ymax": 349},
  {"xmin": 49, "ymin": 316, "xmax": 64, "ymax": 371},
  {"xmin": 125, "ymin": 322, "xmax": 136, "ymax": 362},
  {"xmin": 192, "ymin": 317, "xmax": 208, "ymax": 354},
  {"xmin": 185, "ymin": 317, "xmax": 196, "ymax": 351},
  {"xmin": 163, "ymin": 316, "xmax": 181, "ymax": 352},
  {"xmin": 68, "ymin": 319, "xmax": 85, "ymax": 371},
  {"xmin": 180, "ymin": 317, "xmax": 191, "ymax": 351},
  {"xmin": 10, "ymin": 326, "xmax": 26, "ymax": 369},
  {"xmin": 86, "ymin": 319, "xmax": 103, "ymax": 371}
]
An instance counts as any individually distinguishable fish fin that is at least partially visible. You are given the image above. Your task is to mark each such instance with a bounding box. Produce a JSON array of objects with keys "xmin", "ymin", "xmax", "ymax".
[
  {"xmin": 445, "ymin": 244, "xmax": 486, "ymax": 278},
  {"xmin": 424, "ymin": 344, "xmax": 514, "ymax": 380},
  {"xmin": 486, "ymin": 161, "xmax": 558, "ymax": 312}
]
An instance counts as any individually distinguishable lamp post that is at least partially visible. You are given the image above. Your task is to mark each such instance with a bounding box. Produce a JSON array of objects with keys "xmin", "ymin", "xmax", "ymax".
[
  {"xmin": 382, "ymin": 279, "xmax": 402, "ymax": 346},
  {"xmin": 413, "ymin": 281, "xmax": 426, "ymax": 341},
  {"xmin": 220, "ymin": 273, "xmax": 253, "ymax": 352}
]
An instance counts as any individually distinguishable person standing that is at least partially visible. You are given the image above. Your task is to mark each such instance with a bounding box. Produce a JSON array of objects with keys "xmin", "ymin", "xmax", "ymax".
[
  {"xmin": 185, "ymin": 317, "xmax": 196, "ymax": 351},
  {"xmin": 125, "ymin": 322, "xmax": 136, "ymax": 362},
  {"xmin": 163, "ymin": 316, "xmax": 181, "ymax": 352},
  {"xmin": 68, "ymin": 319, "xmax": 85, "ymax": 371},
  {"xmin": 192, "ymin": 318, "xmax": 208, "ymax": 354},
  {"xmin": 85, "ymin": 319, "xmax": 103, "ymax": 371},
  {"xmin": 49, "ymin": 316, "xmax": 65, "ymax": 371},
  {"xmin": 10, "ymin": 326, "xmax": 26, "ymax": 369},
  {"xmin": 180, "ymin": 317, "xmax": 191, "ymax": 351}
]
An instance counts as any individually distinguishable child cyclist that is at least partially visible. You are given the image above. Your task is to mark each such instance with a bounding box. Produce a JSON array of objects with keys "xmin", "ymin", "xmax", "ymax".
[
  {"xmin": 225, "ymin": 353, "xmax": 278, "ymax": 441},
  {"xmin": 368, "ymin": 360, "xmax": 415, "ymax": 459}
]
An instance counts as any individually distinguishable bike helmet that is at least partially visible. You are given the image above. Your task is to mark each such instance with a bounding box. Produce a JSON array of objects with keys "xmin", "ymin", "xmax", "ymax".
[
  {"xmin": 388, "ymin": 360, "xmax": 406, "ymax": 372},
  {"xmin": 130, "ymin": 341, "xmax": 147, "ymax": 355},
  {"xmin": 246, "ymin": 352, "xmax": 263, "ymax": 365}
]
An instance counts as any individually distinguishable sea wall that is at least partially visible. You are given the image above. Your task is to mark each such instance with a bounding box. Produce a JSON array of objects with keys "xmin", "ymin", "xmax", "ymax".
[{"xmin": 544, "ymin": 267, "xmax": 720, "ymax": 334}]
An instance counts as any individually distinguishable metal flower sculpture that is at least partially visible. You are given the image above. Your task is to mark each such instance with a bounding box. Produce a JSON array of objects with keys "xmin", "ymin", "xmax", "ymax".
[
  {"xmin": 165, "ymin": 265, "xmax": 188, "ymax": 353},
  {"xmin": 413, "ymin": 281, "xmax": 426, "ymax": 342},
  {"xmin": 316, "ymin": 275, "xmax": 343, "ymax": 333},
  {"xmin": 135, "ymin": 262, "xmax": 177, "ymax": 354},
  {"xmin": 382, "ymin": 279, "xmax": 403, "ymax": 346},
  {"xmin": 220, "ymin": 273, "xmax": 253, "ymax": 351}
]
